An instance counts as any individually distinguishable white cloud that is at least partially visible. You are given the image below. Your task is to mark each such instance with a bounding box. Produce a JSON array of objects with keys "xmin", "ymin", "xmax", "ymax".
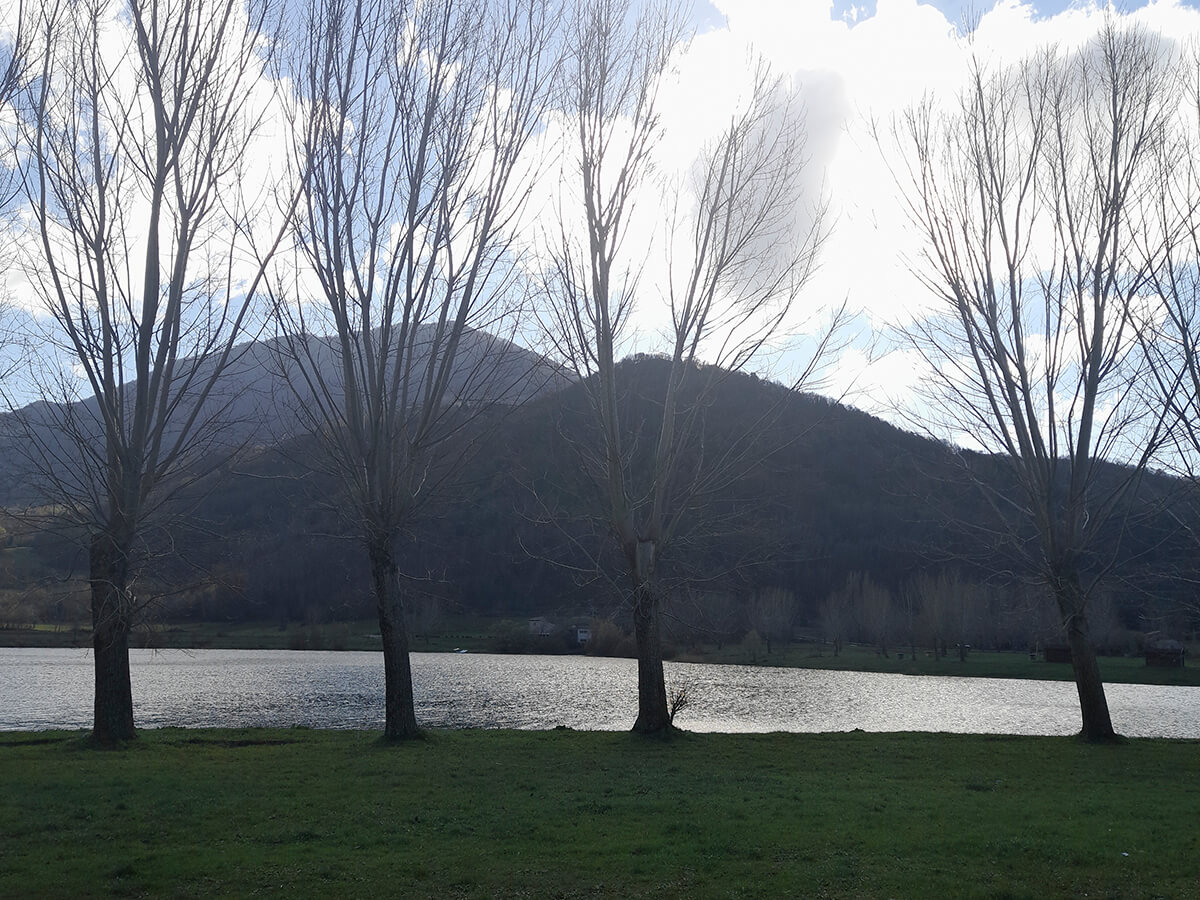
[
  {"xmin": 4, "ymin": 0, "xmax": 296, "ymax": 329},
  {"xmin": 826, "ymin": 344, "xmax": 926, "ymax": 414},
  {"xmin": 655, "ymin": 0, "xmax": 1200, "ymax": 430},
  {"xmin": 8, "ymin": 0, "xmax": 1200, "ymax": 434}
]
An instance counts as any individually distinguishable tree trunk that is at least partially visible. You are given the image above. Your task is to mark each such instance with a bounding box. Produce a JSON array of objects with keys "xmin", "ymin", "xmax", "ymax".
[
  {"xmin": 90, "ymin": 531, "xmax": 136, "ymax": 746},
  {"xmin": 1063, "ymin": 604, "xmax": 1117, "ymax": 743},
  {"xmin": 369, "ymin": 540, "xmax": 420, "ymax": 740},
  {"xmin": 631, "ymin": 579, "xmax": 670, "ymax": 734}
]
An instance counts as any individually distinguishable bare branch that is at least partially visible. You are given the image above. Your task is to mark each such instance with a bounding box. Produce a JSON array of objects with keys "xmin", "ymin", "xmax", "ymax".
[
  {"xmin": 887, "ymin": 21, "xmax": 1179, "ymax": 742},
  {"xmin": 536, "ymin": 0, "xmax": 835, "ymax": 734},
  {"xmin": 9, "ymin": 0, "xmax": 289, "ymax": 744},
  {"xmin": 269, "ymin": 0, "xmax": 557, "ymax": 739}
]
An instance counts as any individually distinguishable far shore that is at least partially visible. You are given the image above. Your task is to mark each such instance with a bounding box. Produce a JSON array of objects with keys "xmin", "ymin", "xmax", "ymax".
[{"xmin": 3, "ymin": 618, "xmax": 1199, "ymax": 687}]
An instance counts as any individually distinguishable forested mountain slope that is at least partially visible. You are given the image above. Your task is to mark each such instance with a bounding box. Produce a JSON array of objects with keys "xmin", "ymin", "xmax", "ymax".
[{"xmin": 3, "ymin": 354, "xmax": 1197, "ymax": 645}]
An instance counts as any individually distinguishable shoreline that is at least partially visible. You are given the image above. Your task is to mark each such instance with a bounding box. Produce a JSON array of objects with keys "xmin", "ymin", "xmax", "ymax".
[{"xmin": 4, "ymin": 620, "xmax": 1199, "ymax": 687}]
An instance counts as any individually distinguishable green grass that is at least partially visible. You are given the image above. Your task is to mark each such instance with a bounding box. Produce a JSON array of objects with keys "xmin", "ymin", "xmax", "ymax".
[
  {"xmin": 1, "ymin": 728, "xmax": 1198, "ymax": 898},
  {"xmin": 675, "ymin": 641, "xmax": 1200, "ymax": 686},
  {"xmin": 0, "ymin": 619, "xmax": 496, "ymax": 653}
]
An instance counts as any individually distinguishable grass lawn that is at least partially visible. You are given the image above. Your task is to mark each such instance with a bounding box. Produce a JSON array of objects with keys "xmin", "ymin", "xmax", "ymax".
[
  {"xmin": 1, "ymin": 728, "xmax": 1198, "ymax": 898},
  {"xmin": 0, "ymin": 620, "xmax": 488, "ymax": 653},
  {"xmin": 674, "ymin": 641, "xmax": 1200, "ymax": 687}
]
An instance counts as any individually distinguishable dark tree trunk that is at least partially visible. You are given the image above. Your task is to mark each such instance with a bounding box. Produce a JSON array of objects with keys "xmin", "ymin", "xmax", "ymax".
[
  {"xmin": 90, "ymin": 531, "xmax": 135, "ymax": 746},
  {"xmin": 1063, "ymin": 605, "xmax": 1117, "ymax": 743},
  {"xmin": 369, "ymin": 540, "xmax": 420, "ymax": 740},
  {"xmin": 631, "ymin": 580, "xmax": 670, "ymax": 734},
  {"xmin": 1050, "ymin": 571, "xmax": 1117, "ymax": 742}
]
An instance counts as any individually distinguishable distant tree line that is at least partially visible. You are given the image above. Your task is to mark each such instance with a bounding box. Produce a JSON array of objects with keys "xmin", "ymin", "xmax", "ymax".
[{"xmin": 5, "ymin": 356, "xmax": 1197, "ymax": 649}]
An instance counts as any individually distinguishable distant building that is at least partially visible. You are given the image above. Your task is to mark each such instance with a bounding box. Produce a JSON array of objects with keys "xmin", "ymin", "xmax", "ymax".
[
  {"xmin": 527, "ymin": 616, "xmax": 592, "ymax": 648},
  {"xmin": 1043, "ymin": 644, "xmax": 1072, "ymax": 664},
  {"xmin": 1145, "ymin": 639, "xmax": 1185, "ymax": 668}
]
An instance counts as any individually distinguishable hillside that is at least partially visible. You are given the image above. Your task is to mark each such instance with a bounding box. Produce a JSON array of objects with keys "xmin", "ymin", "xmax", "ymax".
[
  {"xmin": 0, "ymin": 326, "xmax": 564, "ymax": 507},
  {"xmin": 2, "ymin": 352, "xmax": 1198, "ymax": 651}
]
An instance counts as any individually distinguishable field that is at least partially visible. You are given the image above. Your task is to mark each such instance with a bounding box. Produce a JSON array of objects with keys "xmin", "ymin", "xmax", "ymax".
[
  {"xmin": 1, "ymin": 728, "xmax": 1198, "ymax": 898},
  {"xmin": 673, "ymin": 641, "xmax": 1200, "ymax": 686}
]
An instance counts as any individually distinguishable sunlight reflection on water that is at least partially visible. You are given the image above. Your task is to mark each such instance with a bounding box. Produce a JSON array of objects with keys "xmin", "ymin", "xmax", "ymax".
[{"xmin": 1, "ymin": 648, "xmax": 1197, "ymax": 736}]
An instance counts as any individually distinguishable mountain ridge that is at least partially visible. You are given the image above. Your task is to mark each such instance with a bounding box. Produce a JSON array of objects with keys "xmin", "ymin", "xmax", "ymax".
[{"xmin": 2, "ymin": 343, "xmax": 1197, "ymax": 651}]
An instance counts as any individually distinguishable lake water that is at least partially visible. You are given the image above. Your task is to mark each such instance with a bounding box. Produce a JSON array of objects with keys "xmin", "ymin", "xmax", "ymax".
[{"xmin": 2, "ymin": 648, "xmax": 1198, "ymax": 737}]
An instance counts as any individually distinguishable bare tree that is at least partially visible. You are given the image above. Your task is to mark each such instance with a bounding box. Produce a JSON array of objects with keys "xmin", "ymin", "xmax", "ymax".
[
  {"xmin": 0, "ymin": 1, "xmax": 28, "ymax": 206},
  {"xmin": 681, "ymin": 587, "xmax": 742, "ymax": 650},
  {"xmin": 844, "ymin": 571, "xmax": 892, "ymax": 657},
  {"xmin": 666, "ymin": 677, "xmax": 693, "ymax": 726},
  {"xmin": 818, "ymin": 587, "xmax": 850, "ymax": 656},
  {"xmin": 1127, "ymin": 45, "xmax": 1200, "ymax": 632},
  {"xmin": 542, "ymin": 0, "xmax": 831, "ymax": 733},
  {"xmin": 0, "ymin": 2, "xmax": 30, "ymax": 388},
  {"xmin": 899, "ymin": 578, "xmax": 920, "ymax": 661},
  {"xmin": 1141, "ymin": 45, "xmax": 1200, "ymax": 510},
  {"xmin": 272, "ymin": 0, "xmax": 554, "ymax": 739},
  {"xmin": 748, "ymin": 587, "xmax": 794, "ymax": 655},
  {"xmin": 14, "ymin": 0, "xmax": 286, "ymax": 745},
  {"xmin": 889, "ymin": 23, "xmax": 1177, "ymax": 741},
  {"xmin": 906, "ymin": 569, "xmax": 962, "ymax": 659}
]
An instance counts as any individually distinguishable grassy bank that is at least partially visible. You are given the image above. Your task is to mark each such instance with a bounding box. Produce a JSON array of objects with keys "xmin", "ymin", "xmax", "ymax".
[
  {"xmin": 1, "ymin": 728, "xmax": 1198, "ymax": 898},
  {"xmin": 0, "ymin": 620, "xmax": 486, "ymax": 653},
  {"xmin": 6, "ymin": 619, "xmax": 1200, "ymax": 686},
  {"xmin": 673, "ymin": 641, "xmax": 1200, "ymax": 686}
]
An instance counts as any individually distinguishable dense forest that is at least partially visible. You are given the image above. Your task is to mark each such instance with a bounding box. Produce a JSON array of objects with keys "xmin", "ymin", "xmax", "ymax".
[{"xmin": 4, "ymin": 354, "xmax": 1197, "ymax": 653}]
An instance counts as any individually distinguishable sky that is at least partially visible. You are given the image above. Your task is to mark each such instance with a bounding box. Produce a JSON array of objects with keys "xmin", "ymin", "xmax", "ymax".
[
  {"xmin": 5, "ymin": 0, "xmax": 1200, "ymax": 433},
  {"xmin": 656, "ymin": 0, "xmax": 1200, "ymax": 422}
]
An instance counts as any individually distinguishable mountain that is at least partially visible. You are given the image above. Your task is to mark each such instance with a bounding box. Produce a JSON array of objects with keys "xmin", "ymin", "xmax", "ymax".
[
  {"xmin": 0, "ymin": 326, "xmax": 567, "ymax": 507},
  {"xmin": 3, "ymin": 349, "xmax": 1198, "ymax": 650}
]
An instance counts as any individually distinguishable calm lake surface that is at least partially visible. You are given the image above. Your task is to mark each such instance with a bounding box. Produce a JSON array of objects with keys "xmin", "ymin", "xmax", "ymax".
[{"xmin": 2, "ymin": 648, "xmax": 1198, "ymax": 737}]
